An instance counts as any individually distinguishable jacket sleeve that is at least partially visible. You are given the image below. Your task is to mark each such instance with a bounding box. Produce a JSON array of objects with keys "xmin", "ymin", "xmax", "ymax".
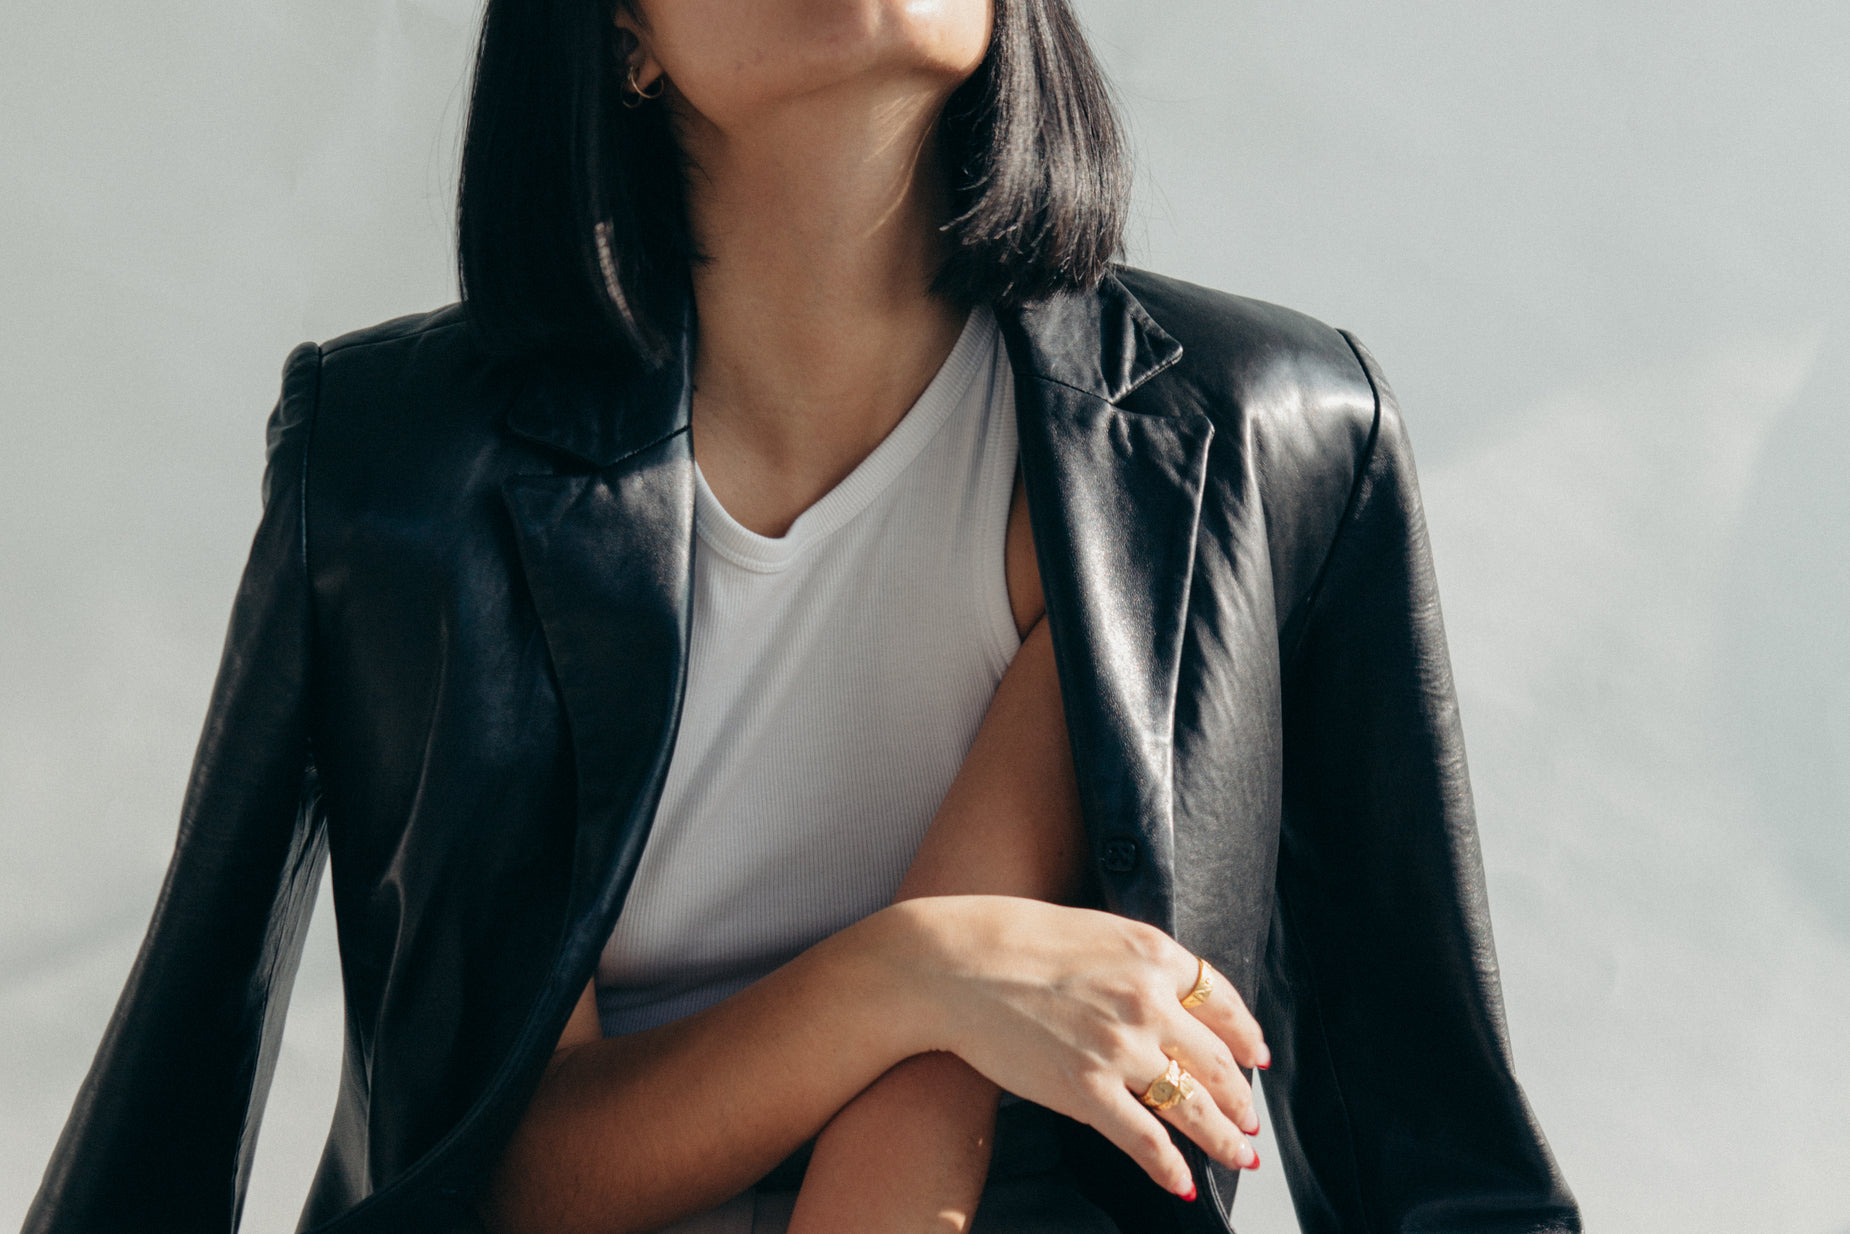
[
  {"xmin": 1258, "ymin": 334, "xmax": 1580, "ymax": 1233},
  {"xmin": 25, "ymin": 342, "xmax": 331, "ymax": 1234}
]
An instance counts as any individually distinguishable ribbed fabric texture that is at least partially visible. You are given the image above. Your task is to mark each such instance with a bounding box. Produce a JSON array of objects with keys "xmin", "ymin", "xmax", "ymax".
[{"xmin": 595, "ymin": 303, "xmax": 1022, "ymax": 1041}]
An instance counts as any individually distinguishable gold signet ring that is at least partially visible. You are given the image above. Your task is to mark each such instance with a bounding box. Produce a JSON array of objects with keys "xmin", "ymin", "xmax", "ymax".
[
  {"xmin": 1180, "ymin": 956, "xmax": 1215, "ymax": 1009},
  {"xmin": 1140, "ymin": 1057, "xmax": 1199, "ymax": 1112}
]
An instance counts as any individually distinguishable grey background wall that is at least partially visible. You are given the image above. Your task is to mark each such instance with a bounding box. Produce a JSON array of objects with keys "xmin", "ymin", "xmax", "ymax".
[{"xmin": 3, "ymin": 1, "xmax": 1845, "ymax": 1229}]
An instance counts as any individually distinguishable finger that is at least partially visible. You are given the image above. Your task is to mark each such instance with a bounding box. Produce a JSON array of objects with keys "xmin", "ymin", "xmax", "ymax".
[
  {"xmin": 1179, "ymin": 959, "xmax": 1270, "ymax": 1071},
  {"xmin": 1150, "ymin": 1061, "xmax": 1260, "ymax": 1173},
  {"xmin": 1166, "ymin": 1010, "xmax": 1258, "ymax": 1137},
  {"xmin": 1089, "ymin": 1080, "xmax": 1197, "ymax": 1199}
]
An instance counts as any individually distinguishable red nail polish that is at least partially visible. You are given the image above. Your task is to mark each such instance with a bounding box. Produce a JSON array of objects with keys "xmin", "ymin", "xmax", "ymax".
[
  {"xmin": 1247, "ymin": 1150, "xmax": 1261, "ymax": 1170},
  {"xmin": 1179, "ymin": 1183, "xmax": 1198, "ymax": 1202},
  {"xmin": 1256, "ymin": 1060, "xmax": 1270, "ymax": 1071}
]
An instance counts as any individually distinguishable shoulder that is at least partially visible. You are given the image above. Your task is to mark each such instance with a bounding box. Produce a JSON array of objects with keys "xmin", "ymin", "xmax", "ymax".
[
  {"xmin": 282, "ymin": 303, "xmax": 533, "ymax": 545},
  {"xmin": 291, "ymin": 301, "xmax": 525, "ymax": 464},
  {"xmin": 313, "ymin": 301, "xmax": 489, "ymax": 393},
  {"xmin": 278, "ymin": 302, "xmax": 502, "ymax": 428},
  {"xmin": 1112, "ymin": 264, "xmax": 1384, "ymax": 442},
  {"xmin": 319, "ymin": 301, "xmax": 471, "ymax": 353},
  {"xmin": 1111, "ymin": 264, "xmax": 1404, "ymax": 630}
]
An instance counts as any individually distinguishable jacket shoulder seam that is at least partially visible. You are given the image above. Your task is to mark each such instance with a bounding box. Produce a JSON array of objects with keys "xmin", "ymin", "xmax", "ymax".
[
  {"xmin": 1280, "ymin": 328, "xmax": 1384, "ymax": 668},
  {"xmin": 319, "ymin": 313, "xmax": 470, "ymax": 359}
]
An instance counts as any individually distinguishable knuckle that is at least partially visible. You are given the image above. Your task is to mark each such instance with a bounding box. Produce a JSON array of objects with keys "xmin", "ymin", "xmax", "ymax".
[
  {"xmin": 1108, "ymin": 982, "xmax": 1153, "ymax": 1025},
  {"xmin": 1124, "ymin": 921, "xmax": 1173, "ymax": 963},
  {"xmin": 1102, "ymin": 1026, "xmax": 1143, "ymax": 1067},
  {"xmin": 1084, "ymin": 1068, "xmax": 1125, "ymax": 1103},
  {"xmin": 1128, "ymin": 980, "xmax": 1170, "ymax": 1024}
]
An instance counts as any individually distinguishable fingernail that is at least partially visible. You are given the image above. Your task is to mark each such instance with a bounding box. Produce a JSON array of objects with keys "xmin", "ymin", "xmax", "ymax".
[
  {"xmin": 1178, "ymin": 1182, "xmax": 1197, "ymax": 1202},
  {"xmin": 1243, "ymin": 1117, "xmax": 1261, "ymax": 1137},
  {"xmin": 1256, "ymin": 1044, "xmax": 1272, "ymax": 1070},
  {"xmin": 1247, "ymin": 1149, "xmax": 1262, "ymax": 1171},
  {"xmin": 1237, "ymin": 1140, "xmax": 1257, "ymax": 1168}
]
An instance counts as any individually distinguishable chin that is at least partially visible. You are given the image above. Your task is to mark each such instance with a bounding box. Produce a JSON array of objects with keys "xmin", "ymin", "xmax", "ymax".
[{"xmin": 653, "ymin": 0, "xmax": 990, "ymax": 120}]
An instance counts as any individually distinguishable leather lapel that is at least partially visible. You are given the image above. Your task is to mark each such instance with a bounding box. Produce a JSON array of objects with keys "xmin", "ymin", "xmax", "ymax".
[
  {"xmin": 500, "ymin": 328, "xmax": 697, "ymax": 944},
  {"xmin": 1000, "ymin": 274, "xmax": 1208, "ymax": 933},
  {"xmin": 497, "ymin": 272, "xmax": 1206, "ymax": 949}
]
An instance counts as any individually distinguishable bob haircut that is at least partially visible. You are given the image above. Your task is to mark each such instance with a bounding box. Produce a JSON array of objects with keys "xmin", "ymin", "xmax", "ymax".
[{"xmin": 457, "ymin": 0, "xmax": 1130, "ymax": 366}]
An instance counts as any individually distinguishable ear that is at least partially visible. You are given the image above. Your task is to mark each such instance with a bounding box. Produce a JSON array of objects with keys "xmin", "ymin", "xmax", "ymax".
[{"xmin": 612, "ymin": 5, "xmax": 666, "ymax": 91}]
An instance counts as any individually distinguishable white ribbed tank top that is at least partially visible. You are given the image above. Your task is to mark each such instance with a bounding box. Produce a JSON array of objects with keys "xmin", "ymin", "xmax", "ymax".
[{"xmin": 594, "ymin": 303, "xmax": 1021, "ymax": 1042}]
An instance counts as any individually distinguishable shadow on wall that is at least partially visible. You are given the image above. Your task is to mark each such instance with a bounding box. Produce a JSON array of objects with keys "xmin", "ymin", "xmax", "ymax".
[{"xmin": 1715, "ymin": 320, "xmax": 1850, "ymax": 936}]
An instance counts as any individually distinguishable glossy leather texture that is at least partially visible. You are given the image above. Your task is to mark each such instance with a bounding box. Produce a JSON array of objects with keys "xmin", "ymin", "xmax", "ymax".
[{"xmin": 25, "ymin": 266, "xmax": 1580, "ymax": 1234}]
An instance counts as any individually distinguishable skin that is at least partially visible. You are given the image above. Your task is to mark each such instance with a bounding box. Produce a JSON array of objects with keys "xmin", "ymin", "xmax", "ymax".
[
  {"xmin": 477, "ymin": 3, "xmax": 1270, "ymax": 1231},
  {"xmin": 622, "ymin": 0, "xmax": 986, "ymax": 534},
  {"xmin": 780, "ymin": 480, "xmax": 1076, "ymax": 1234}
]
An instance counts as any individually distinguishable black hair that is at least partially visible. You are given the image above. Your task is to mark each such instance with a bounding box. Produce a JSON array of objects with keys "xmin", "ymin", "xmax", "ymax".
[{"xmin": 457, "ymin": 0, "xmax": 1129, "ymax": 365}]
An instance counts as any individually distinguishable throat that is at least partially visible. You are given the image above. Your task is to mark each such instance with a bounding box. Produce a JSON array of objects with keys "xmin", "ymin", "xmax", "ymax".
[{"xmin": 688, "ymin": 296, "xmax": 974, "ymax": 540}]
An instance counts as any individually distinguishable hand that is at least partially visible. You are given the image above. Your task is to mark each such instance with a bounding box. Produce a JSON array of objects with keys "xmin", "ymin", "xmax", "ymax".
[{"xmin": 880, "ymin": 894, "xmax": 1269, "ymax": 1199}]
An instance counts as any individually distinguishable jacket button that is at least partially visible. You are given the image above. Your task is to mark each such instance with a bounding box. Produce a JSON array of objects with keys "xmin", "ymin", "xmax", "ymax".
[{"xmin": 1099, "ymin": 835, "xmax": 1139, "ymax": 874}]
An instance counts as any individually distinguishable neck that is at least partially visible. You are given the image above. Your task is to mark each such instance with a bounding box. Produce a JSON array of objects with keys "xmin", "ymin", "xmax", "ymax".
[{"xmin": 675, "ymin": 85, "xmax": 972, "ymax": 537}]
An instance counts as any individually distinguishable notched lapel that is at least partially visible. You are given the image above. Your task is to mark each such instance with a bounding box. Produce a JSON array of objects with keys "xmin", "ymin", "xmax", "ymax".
[
  {"xmin": 499, "ymin": 271, "xmax": 1205, "ymax": 953},
  {"xmin": 1003, "ymin": 274, "xmax": 1211, "ymax": 933},
  {"xmin": 500, "ymin": 425, "xmax": 696, "ymax": 940}
]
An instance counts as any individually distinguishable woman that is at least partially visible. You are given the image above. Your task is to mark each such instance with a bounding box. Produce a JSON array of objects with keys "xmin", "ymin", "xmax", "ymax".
[{"xmin": 26, "ymin": 1, "xmax": 1579, "ymax": 1232}]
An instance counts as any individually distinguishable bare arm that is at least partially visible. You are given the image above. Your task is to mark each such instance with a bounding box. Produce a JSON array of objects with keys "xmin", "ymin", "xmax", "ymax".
[
  {"xmin": 480, "ymin": 474, "xmax": 1078, "ymax": 1234},
  {"xmin": 479, "ymin": 915, "xmax": 932, "ymax": 1234},
  {"xmin": 787, "ymin": 470, "xmax": 1086, "ymax": 1233},
  {"xmin": 482, "ymin": 896, "xmax": 1265, "ymax": 1234},
  {"xmin": 786, "ymin": 615, "xmax": 1084, "ymax": 1234},
  {"xmin": 482, "ymin": 478, "xmax": 1267, "ymax": 1234}
]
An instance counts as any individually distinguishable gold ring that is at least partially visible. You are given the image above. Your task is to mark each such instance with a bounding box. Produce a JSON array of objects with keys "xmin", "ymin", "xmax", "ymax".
[
  {"xmin": 1139, "ymin": 1057, "xmax": 1199, "ymax": 1112},
  {"xmin": 1180, "ymin": 956, "xmax": 1215, "ymax": 1009}
]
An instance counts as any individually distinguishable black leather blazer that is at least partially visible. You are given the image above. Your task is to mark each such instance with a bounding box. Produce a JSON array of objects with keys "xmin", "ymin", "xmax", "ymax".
[{"xmin": 26, "ymin": 266, "xmax": 1578, "ymax": 1234}]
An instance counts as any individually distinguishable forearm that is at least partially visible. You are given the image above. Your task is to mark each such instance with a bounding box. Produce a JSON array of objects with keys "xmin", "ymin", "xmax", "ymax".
[
  {"xmin": 788, "ymin": 1052, "xmax": 1001, "ymax": 1234},
  {"xmin": 790, "ymin": 882, "xmax": 1011, "ymax": 1233},
  {"xmin": 482, "ymin": 908, "xmax": 927, "ymax": 1234},
  {"xmin": 791, "ymin": 617, "xmax": 1083, "ymax": 1232}
]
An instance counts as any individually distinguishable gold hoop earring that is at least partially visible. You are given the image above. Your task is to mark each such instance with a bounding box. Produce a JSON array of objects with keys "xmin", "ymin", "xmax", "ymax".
[{"xmin": 622, "ymin": 62, "xmax": 664, "ymax": 107}]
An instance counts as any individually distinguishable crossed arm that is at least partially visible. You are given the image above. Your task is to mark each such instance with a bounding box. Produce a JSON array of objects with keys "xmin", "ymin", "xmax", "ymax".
[
  {"xmin": 784, "ymin": 606, "xmax": 1086, "ymax": 1232},
  {"xmin": 494, "ymin": 474, "xmax": 1089, "ymax": 1232},
  {"xmin": 781, "ymin": 468, "xmax": 1083, "ymax": 1232}
]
